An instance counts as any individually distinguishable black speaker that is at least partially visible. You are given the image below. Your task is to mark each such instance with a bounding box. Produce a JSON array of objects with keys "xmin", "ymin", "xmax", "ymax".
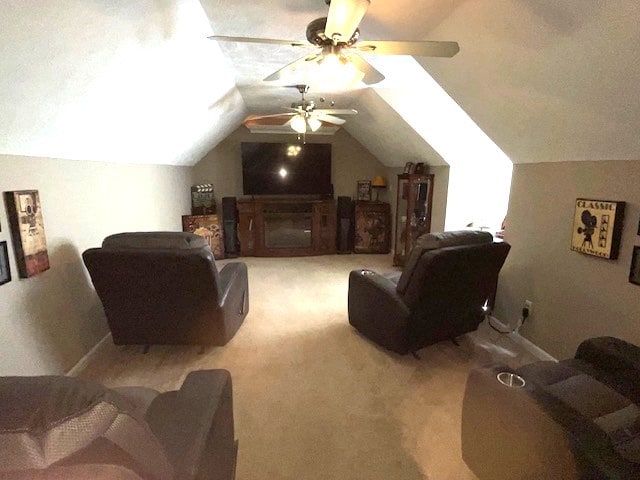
[
  {"xmin": 337, "ymin": 196, "xmax": 354, "ymax": 253},
  {"xmin": 222, "ymin": 197, "xmax": 240, "ymax": 257}
]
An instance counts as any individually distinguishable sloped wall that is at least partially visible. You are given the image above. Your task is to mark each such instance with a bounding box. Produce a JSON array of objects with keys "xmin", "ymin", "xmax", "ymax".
[
  {"xmin": 494, "ymin": 160, "xmax": 640, "ymax": 359},
  {"xmin": 0, "ymin": 155, "xmax": 191, "ymax": 375}
]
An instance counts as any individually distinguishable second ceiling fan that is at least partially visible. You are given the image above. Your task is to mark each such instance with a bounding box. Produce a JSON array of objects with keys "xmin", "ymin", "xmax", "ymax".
[
  {"xmin": 210, "ymin": 0, "xmax": 460, "ymax": 86},
  {"xmin": 245, "ymin": 85, "xmax": 357, "ymax": 134}
]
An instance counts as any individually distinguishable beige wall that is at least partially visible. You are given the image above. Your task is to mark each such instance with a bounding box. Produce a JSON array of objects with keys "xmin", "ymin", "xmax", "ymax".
[
  {"xmin": 0, "ymin": 155, "xmax": 191, "ymax": 376},
  {"xmin": 494, "ymin": 160, "xmax": 640, "ymax": 359},
  {"xmin": 192, "ymin": 127, "xmax": 390, "ymax": 201}
]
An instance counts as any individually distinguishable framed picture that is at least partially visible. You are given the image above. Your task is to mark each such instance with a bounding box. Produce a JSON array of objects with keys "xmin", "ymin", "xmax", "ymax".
[
  {"xmin": 630, "ymin": 246, "xmax": 640, "ymax": 285},
  {"xmin": 570, "ymin": 198, "xmax": 625, "ymax": 260},
  {"xmin": 0, "ymin": 241, "xmax": 11, "ymax": 285},
  {"xmin": 357, "ymin": 180, "xmax": 372, "ymax": 201},
  {"xmin": 191, "ymin": 183, "xmax": 216, "ymax": 216},
  {"xmin": 3, "ymin": 190, "xmax": 50, "ymax": 278},
  {"xmin": 182, "ymin": 214, "xmax": 225, "ymax": 259},
  {"xmin": 403, "ymin": 162, "xmax": 414, "ymax": 174}
]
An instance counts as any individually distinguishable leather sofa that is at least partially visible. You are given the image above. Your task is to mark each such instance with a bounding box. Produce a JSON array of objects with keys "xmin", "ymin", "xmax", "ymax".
[
  {"xmin": 348, "ymin": 230, "xmax": 511, "ymax": 354},
  {"xmin": 0, "ymin": 370, "xmax": 237, "ymax": 479},
  {"xmin": 462, "ymin": 336, "xmax": 640, "ymax": 479},
  {"xmin": 83, "ymin": 232, "xmax": 249, "ymax": 346}
]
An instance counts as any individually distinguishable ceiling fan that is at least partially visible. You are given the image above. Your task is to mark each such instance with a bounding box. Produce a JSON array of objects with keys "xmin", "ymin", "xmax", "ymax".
[
  {"xmin": 209, "ymin": 0, "xmax": 459, "ymax": 86},
  {"xmin": 244, "ymin": 85, "xmax": 357, "ymax": 134}
]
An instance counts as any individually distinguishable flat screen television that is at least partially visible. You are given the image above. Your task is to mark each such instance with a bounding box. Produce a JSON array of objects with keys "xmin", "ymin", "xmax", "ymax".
[{"xmin": 241, "ymin": 142, "xmax": 332, "ymax": 196}]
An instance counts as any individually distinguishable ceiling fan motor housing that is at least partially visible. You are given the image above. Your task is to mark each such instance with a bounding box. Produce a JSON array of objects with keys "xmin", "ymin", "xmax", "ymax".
[{"xmin": 306, "ymin": 17, "xmax": 360, "ymax": 46}]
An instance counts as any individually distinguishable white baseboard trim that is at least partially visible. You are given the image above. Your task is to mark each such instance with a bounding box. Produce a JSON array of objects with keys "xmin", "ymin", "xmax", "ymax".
[
  {"xmin": 66, "ymin": 333, "xmax": 112, "ymax": 377},
  {"xmin": 489, "ymin": 316, "xmax": 557, "ymax": 362}
]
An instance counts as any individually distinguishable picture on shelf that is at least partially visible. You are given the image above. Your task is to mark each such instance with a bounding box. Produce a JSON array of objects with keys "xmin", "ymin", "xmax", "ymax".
[
  {"xmin": 357, "ymin": 180, "xmax": 372, "ymax": 201},
  {"xmin": 403, "ymin": 162, "xmax": 414, "ymax": 174}
]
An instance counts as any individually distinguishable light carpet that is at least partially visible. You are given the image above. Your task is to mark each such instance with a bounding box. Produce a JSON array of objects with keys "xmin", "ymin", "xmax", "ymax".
[{"xmin": 78, "ymin": 254, "xmax": 541, "ymax": 480}]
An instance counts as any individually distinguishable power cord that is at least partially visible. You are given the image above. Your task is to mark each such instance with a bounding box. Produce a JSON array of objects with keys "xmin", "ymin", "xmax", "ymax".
[{"xmin": 488, "ymin": 306, "xmax": 530, "ymax": 334}]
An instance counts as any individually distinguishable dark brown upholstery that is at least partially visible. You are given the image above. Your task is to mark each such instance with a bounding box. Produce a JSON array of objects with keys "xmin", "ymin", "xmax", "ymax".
[
  {"xmin": 462, "ymin": 337, "xmax": 640, "ymax": 480},
  {"xmin": 0, "ymin": 370, "xmax": 237, "ymax": 480},
  {"xmin": 83, "ymin": 232, "xmax": 249, "ymax": 346},
  {"xmin": 348, "ymin": 230, "xmax": 510, "ymax": 354}
]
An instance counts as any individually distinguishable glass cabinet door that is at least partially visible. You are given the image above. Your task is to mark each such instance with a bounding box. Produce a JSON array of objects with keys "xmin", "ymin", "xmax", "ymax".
[{"xmin": 394, "ymin": 173, "xmax": 434, "ymax": 266}]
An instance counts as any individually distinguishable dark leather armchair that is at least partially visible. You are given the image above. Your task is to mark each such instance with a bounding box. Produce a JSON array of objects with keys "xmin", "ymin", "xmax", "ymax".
[
  {"xmin": 348, "ymin": 230, "xmax": 510, "ymax": 354},
  {"xmin": 83, "ymin": 232, "xmax": 249, "ymax": 346},
  {"xmin": 462, "ymin": 337, "xmax": 640, "ymax": 479},
  {"xmin": 0, "ymin": 370, "xmax": 237, "ymax": 479}
]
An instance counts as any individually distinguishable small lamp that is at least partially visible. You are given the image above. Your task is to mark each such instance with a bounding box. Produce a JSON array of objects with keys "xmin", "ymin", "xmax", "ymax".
[{"xmin": 371, "ymin": 175, "xmax": 386, "ymax": 202}]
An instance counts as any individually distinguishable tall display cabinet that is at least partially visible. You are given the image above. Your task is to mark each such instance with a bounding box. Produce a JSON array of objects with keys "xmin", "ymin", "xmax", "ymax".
[{"xmin": 393, "ymin": 173, "xmax": 434, "ymax": 266}]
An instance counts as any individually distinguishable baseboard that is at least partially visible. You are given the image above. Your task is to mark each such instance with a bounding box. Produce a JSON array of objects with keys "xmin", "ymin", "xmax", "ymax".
[
  {"xmin": 66, "ymin": 333, "xmax": 112, "ymax": 376},
  {"xmin": 489, "ymin": 316, "xmax": 557, "ymax": 362}
]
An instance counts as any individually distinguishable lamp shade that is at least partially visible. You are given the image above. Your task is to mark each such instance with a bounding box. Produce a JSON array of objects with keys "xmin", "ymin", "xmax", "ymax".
[
  {"xmin": 371, "ymin": 176, "xmax": 386, "ymax": 188},
  {"xmin": 290, "ymin": 115, "xmax": 307, "ymax": 134}
]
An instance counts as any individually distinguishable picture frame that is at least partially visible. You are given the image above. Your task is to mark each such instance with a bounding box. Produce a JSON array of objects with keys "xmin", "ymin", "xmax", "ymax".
[
  {"xmin": 0, "ymin": 241, "xmax": 11, "ymax": 285},
  {"xmin": 570, "ymin": 198, "xmax": 625, "ymax": 260},
  {"xmin": 182, "ymin": 214, "xmax": 225, "ymax": 259},
  {"xmin": 630, "ymin": 246, "xmax": 640, "ymax": 285},
  {"xmin": 403, "ymin": 162, "xmax": 414, "ymax": 174},
  {"xmin": 357, "ymin": 180, "xmax": 372, "ymax": 201},
  {"xmin": 3, "ymin": 190, "xmax": 50, "ymax": 278}
]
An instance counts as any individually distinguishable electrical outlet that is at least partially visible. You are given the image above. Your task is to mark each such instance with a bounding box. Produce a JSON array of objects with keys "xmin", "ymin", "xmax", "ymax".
[{"xmin": 524, "ymin": 300, "xmax": 533, "ymax": 316}]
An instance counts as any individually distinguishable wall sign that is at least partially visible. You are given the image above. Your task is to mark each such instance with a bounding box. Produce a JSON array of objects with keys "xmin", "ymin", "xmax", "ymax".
[
  {"xmin": 570, "ymin": 198, "xmax": 625, "ymax": 260},
  {"xmin": 3, "ymin": 190, "xmax": 50, "ymax": 277}
]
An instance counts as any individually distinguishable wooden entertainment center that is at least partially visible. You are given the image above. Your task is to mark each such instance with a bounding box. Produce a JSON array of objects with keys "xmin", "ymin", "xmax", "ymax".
[{"xmin": 237, "ymin": 198, "xmax": 336, "ymax": 257}]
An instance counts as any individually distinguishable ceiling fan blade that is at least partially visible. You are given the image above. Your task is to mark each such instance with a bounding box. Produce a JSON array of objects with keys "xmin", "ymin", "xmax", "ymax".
[
  {"xmin": 263, "ymin": 53, "xmax": 322, "ymax": 82},
  {"xmin": 356, "ymin": 40, "xmax": 460, "ymax": 58},
  {"xmin": 325, "ymin": 0, "xmax": 370, "ymax": 44},
  {"xmin": 315, "ymin": 108, "xmax": 358, "ymax": 115},
  {"xmin": 348, "ymin": 53, "xmax": 385, "ymax": 85},
  {"xmin": 209, "ymin": 35, "xmax": 309, "ymax": 48},
  {"xmin": 246, "ymin": 113, "xmax": 296, "ymax": 121},
  {"xmin": 315, "ymin": 114, "xmax": 346, "ymax": 126}
]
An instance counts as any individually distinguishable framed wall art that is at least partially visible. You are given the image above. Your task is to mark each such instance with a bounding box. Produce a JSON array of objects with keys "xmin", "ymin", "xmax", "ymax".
[
  {"xmin": 0, "ymin": 241, "xmax": 11, "ymax": 285},
  {"xmin": 570, "ymin": 198, "xmax": 625, "ymax": 260},
  {"xmin": 3, "ymin": 190, "xmax": 50, "ymax": 278},
  {"xmin": 356, "ymin": 180, "xmax": 372, "ymax": 201},
  {"xmin": 629, "ymin": 246, "xmax": 640, "ymax": 286},
  {"xmin": 182, "ymin": 214, "xmax": 225, "ymax": 259}
]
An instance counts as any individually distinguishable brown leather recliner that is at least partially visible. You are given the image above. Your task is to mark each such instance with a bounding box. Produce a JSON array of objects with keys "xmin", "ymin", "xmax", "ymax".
[
  {"xmin": 83, "ymin": 232, "xmax": 249, "ymax": 346},
  {"xmin": 348, "ymin": 230, "xmax": 511, "ymax": 354},
  {"xmin": 0, "ymin": 370, "xmax": 237, "ymax": 479}
]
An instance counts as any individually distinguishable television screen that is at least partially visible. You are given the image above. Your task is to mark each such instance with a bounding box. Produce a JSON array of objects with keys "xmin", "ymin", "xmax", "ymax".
[{"xmin": 241, "ymin": 142, "xmax": 332, "ymax": 196}]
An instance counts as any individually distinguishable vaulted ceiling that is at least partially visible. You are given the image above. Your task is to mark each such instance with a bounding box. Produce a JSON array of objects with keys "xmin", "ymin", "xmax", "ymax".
[{"xmin": 1, "ymin": 0, "xmax": 639, "ymax": 167}]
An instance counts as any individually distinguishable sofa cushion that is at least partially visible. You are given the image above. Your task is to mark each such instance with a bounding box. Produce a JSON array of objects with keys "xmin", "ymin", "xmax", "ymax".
[
  {"xmin": 396, "ymin": 230, "xmax": 494, "ymax": 294},
  {"xmin": 103, "ymin": 232, "xmax": 209, "ymax": 250},
  {"xmin": 518, "ymin": 360, "xmax": 640, "ymax": 465},
  {"xmin": 0, "ymin": 376, "xmax": 172, "ymax": 479}
]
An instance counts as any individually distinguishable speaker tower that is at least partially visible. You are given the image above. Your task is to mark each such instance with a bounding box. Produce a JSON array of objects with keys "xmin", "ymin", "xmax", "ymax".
[
  {"xmin": 222, "ymin": 197, "xmax": 240, "ymax": 257},
  {"xmin": 336, "ymin": 196, "xmax": 354, "ymax": 253}
]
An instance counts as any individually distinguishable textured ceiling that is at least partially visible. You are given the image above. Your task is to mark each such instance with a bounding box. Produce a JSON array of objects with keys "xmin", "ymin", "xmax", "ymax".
[{"xmin": 2, "ymin": 0, "xmax": 639, "ymax": 166}]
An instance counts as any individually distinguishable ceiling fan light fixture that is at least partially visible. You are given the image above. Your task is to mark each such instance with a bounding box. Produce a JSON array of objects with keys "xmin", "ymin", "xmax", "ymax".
[
  {"xmin": 309, "ymin": 52, "xmax": 364, "ymax": 90},
  {"xmin": 307, "ymin": 116, "xmax": 322, "ymax": 132},
  {"xmin": 291, "ymin": 115, "xmax": 307, "ymax": 134},
  {"xmin": 325, "ymin": 0, "xmax": 370, "ymax": 43}
]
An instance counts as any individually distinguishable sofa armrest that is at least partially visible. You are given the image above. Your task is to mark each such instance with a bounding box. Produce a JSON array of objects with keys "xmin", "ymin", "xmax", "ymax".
[
  {"xmin": 218, "ymin": 262, "xmax": 249, "ymax": 317},
  {"xmin": 145, "ymin": 370, "xmax": 236, "ymax": 480},
  {"xmin": 462, "ymin": 365, "xmax": 582, "ymax": 480},
  {"xmin": 347, "ymin": 269, "xmax": 411, "ymax": 353},
  {"xmin": 575, "ymin": 337, "xmax": 640, "ymax": 372}
]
